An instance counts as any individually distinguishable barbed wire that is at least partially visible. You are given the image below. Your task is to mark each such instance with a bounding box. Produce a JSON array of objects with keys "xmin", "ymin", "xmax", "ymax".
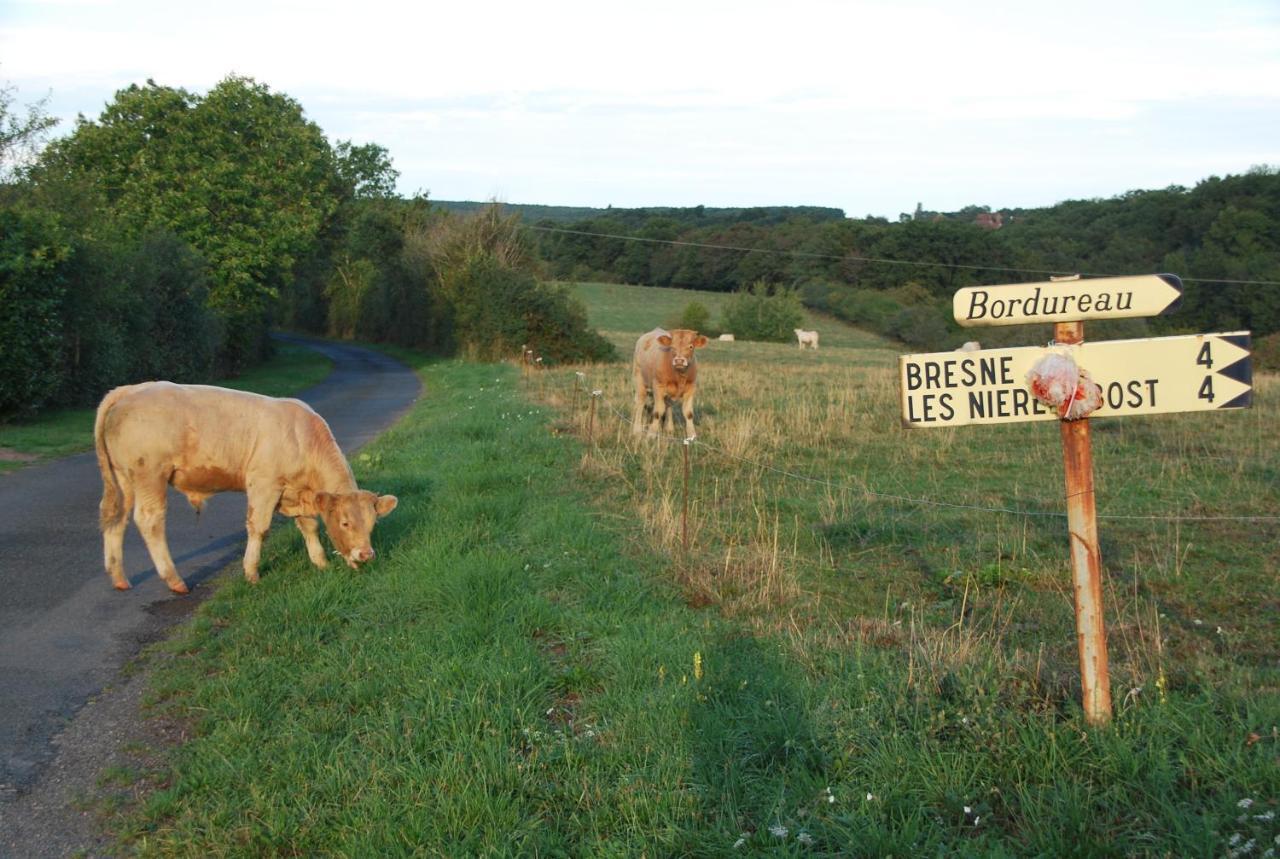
[
  {"xmin": 525, "ymin": 224, "xmax": 1280, "ymax": 288},
  {"xmin": 562, "ymin": 369, "xmax": 1280, "ymax": 524}
]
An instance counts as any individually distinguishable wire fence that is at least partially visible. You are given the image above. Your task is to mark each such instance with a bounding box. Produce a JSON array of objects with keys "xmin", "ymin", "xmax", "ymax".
[{"xmin": 553, "ymin": 366, "xmax": 1280, "ymax": 525}]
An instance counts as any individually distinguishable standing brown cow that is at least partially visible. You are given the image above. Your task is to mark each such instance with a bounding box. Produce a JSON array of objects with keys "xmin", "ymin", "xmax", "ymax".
[
  {"xmin": 94, "ymin": 382, "xmax": 397, "ymax": 593},
  {"xmin": 632, "ymin": 327, "xmax": 708, "ymax": 439}
]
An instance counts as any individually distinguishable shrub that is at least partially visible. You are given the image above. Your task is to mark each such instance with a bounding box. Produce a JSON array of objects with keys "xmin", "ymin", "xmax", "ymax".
[
  {"xmin": 408, "ymin": 205, "xmax": 617, "ymax": 364},
  {"xmin": 667, "ymin": 301, "xmax": 712, "ymax": 334},
  {"xmin": 721, "ymin": 280, "xmax": 804, "ymax": 342},
  {"xmin": 0, "ymin": 207, "xmax": 70, "ymax": 415}
]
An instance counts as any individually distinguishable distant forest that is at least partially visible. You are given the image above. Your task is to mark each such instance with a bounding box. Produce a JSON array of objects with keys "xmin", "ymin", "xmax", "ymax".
[{"xmin": 513, "ymin": 169, "xmax": 1280, "ymax": 352}]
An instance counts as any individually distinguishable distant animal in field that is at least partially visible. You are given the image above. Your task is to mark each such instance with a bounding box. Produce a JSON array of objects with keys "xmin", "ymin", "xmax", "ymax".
[
  {"xmin": 718, "ymin": 333, "xmax": 735, "ymax": 342},
  {"xmin": 795, "ymin": 329, "xmax": 819, "ymax": 350},
  {"xmin": 633, "ymin": 327, "xmax": 708, "ymax": 439},
  {"xmin": 94, "ymin": 382, "xmax": 398, "ymax": 594},
  {"xmin": 958, "ymin": 341, "xmax": 982, "ymax": 352}
]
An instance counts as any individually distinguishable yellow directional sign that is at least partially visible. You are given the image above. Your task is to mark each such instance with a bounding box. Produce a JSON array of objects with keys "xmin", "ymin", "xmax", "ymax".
[
  {"xmin": 900, "ymin": 331, "xmax": 1251, "ymax": 428},
  {"xmin": 953, "ymin": 274, "xmax": 1183, "ymax": 328}
]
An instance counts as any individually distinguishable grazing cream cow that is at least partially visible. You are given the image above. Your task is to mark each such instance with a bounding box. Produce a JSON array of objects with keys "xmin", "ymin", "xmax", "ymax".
[
  {"xmin": 718, "ymin": 333, "xmax": 735, "ymax": 342},
  {"xmin": 94, "ymin": 382, "xmax": 398, "ymax": 593},
  {"xmin": 632, "ymin": 327, "xmax": 708, "ymax": 439},
  {"xmin": 795, "ymin": 329, "xmax": 820, "ymax": 350}
]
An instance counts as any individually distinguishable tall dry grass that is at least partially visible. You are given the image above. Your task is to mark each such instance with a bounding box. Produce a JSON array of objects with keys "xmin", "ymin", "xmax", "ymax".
[{"xmin": 528, "ymin": 329, "xmax": 1278, "ymax": 701}]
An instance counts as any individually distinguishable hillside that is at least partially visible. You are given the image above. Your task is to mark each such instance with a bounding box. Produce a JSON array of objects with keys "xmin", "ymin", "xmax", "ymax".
[{"xmin": 432, "ymin": 200, "xmax": 848, "ymax": 226}]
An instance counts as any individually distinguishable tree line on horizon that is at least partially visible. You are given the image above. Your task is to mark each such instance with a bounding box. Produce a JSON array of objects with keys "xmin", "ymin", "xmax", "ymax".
[{"xmin": 528, "ymin": 169, "xmax": 1280, "ymax": 353}]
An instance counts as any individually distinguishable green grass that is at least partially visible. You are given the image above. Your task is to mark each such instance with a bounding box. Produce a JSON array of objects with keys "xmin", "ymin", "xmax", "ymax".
[
  {"xmin": 109, "ymin": 307, "xmax": 1278, "ymax": 855},
  {"xmin": 565, "ymin": 280, "xmax": 894, "ymax": 352},
  {"xmin": 0, "ymin": 341, "xmax": 333, "ymax": 474}
]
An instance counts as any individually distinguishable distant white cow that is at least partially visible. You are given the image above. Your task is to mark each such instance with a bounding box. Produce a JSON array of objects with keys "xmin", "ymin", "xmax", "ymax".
[
  {"xmin": 718, "ymin": 333, "xmax": 735, "ymax": 342},
  {"xmin": 795, "ymin": 329, "xmax": 819, "ymax": 350},
  {"xmin": 957, "ymin": 341, "xmax": 982, "ymax": 352}
]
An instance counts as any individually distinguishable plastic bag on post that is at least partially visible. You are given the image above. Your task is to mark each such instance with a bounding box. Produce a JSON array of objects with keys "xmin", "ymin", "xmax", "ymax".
[{"xmin": 1027, "ymin": 353, "xmax": 1102, "ymax": 420}]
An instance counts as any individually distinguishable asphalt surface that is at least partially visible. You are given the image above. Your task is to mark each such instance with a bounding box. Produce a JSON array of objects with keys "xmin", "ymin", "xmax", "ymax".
[{"xmin": 0, "ymin": 335, "xmax": 420, "ymax": 800}]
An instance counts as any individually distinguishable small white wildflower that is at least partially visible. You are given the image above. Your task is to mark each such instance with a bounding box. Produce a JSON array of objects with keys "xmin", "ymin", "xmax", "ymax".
[
  {"xmin": 1217, "ymin": 626, "xmax": 1225, "ymax": 635},
  {"xmin": 964, "ymin": 806, "xmax": 971, "ymax": 814},
  {"xmin": 974, "ymin": 816, "xmax": 981, "ymax": 826},
  {"xmin": 797, "ymin": 831, "xmax": 814, "ymax": 846},
  {"xmin": 1231, "ymin": 833, "xmax": 1243, "ymax": 846},
  {"xmin": 769, "ymin": 824, "xmax": 788, "ymax": 838},
  {"xmin": 1239, "ymin": 798, "xmax": 1255, "ymax": 809},
  {"xmin": 1256, "ymin": 811, "xmax": 1276, "ymax": 821},
  {"xmin": 866, "ymin": 792, "xmax": 875, "ymax": 802},
  {"xmin": 732, "ymin": 837, "xmax": 746, "ymax": 849}
]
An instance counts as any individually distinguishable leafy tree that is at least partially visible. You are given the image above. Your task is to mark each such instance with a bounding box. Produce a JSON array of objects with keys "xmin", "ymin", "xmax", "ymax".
[
  {"xmin": 0, "ymin": 83, "xmax": 58, "ymax": 186},
  {"xmin": 35, "ymin": 76, "xmax": 340, "ymax": 370},
  {"xmin": 335, "ymin": 140, "xmax": 400, "ymax": 199}
]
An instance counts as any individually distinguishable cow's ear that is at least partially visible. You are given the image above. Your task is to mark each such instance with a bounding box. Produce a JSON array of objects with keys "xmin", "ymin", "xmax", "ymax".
[
  {"xmin": 375, "ymin": 494, "xmax": 398, "ymax": 518},
  {"xmin": 297, "ymin": 489, "xmax": 320, "ymax": 516},
  {"xmin": 657, "ymin": 334, "xmax": 672, "ymax": 347},
  {"xmin": 693, "ymin": 335, "xmax": 708, "ymax": 348},
  {"xmin": 300, "ymin": 491, "xmax": 334, "ymax": 516}
]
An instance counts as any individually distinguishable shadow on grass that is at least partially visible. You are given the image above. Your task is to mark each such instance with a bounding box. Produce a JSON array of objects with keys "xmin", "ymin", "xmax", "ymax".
[{"xmin": 683, "ymin": 632, "xmax": 828, "ymax": 850}]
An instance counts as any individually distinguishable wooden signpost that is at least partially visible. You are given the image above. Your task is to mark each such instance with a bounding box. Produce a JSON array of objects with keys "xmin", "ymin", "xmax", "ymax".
[{"xmin": 900, "ymin": 274, "xmax": 1253, "ymax": 726}]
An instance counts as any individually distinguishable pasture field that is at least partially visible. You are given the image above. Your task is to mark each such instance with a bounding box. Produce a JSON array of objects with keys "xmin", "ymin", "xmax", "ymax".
[
  {"xmin": 0, "ymin": 342, "xmax": 333, "ymax": 473},
  {"xmin": 106, "ymin": 290, "xmax": 1277, "ymax": 855},
  {"xmin": 567, "ymin": 280, "xmax": 889, "ymax": 351}
]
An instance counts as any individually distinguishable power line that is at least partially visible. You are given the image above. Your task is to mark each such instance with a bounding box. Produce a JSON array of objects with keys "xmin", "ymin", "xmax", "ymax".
[{"xmin": 525, "ymin": 224, "xmax": 1280, "ymax": 288}]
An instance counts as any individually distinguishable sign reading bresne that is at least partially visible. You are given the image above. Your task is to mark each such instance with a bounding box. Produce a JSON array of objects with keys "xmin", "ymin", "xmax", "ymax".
[
  {"xmin": 953, "ymin": 274, "xmax": 1182, "ymax": 328},
  {"xmin": 900, "ymin": 332, "xmax": 1251, "ymax": 428}
]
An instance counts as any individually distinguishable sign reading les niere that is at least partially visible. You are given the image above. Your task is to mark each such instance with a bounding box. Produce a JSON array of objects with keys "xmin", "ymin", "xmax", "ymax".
[{"xmin": 954, "ymin": 274, "xmax": 1182, "ymax": 328}]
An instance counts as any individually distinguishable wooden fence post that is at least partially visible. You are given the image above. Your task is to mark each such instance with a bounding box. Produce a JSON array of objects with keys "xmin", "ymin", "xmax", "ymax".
[
  {"xmin": 1055, "ymin": 320, "xmax": 1113, "ymax": 725},
  {"xmin": 682, "ymin": 438, "xmax": 691, "ymax": 552}
]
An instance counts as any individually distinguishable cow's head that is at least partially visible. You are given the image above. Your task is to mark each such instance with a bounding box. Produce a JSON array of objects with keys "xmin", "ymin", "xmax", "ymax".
[
  {"xmin": 301, "ymin": 489, "xmax": 398, "ymax": 568},
  {"xmin": 658, "ymin": 329, "xmax": 708, "ymax": 372}
]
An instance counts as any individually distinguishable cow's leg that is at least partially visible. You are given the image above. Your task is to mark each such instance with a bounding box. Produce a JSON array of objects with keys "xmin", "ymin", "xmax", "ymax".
[
  {"xmin": 103, "ymin": 471, "xmax": 135, "ymax": 590},
  {"xmin": 650, "ymin": 392, "xmax": 669, "ymax": 435},
  {"xmin": 295, "ymin": 516, "xmax": 329, "ymax": 569},
  {"xmin": 242, "ymin": 485, "xmax": 282, "ymax": 584},
  {"xmin": 131, "ymin": 477, "xmax": 188, "ymax": 595},
  {"xmin": 682, "ymin": 386, "xmax": 697, "ymax": 439},
  {"xmin": 632, "ymin": 367, "xmax": 647, "ymax": 435}
]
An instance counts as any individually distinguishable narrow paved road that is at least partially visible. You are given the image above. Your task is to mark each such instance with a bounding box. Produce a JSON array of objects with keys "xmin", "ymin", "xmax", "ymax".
[{"xmin": 0, "ymin": 336, "xmax": 420, "ymax": 798}]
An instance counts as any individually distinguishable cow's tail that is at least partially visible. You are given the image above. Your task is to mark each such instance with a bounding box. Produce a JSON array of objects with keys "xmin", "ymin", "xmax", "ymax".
[{"xmin": 94, "ymin": 386, "xmax": 130, "ymax": 533}]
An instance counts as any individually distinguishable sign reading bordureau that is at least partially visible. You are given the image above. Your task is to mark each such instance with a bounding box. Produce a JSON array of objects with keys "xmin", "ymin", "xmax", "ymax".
[{"xmin": 953, "ymin": 274, "xmax": 1183, "ymax": 328}]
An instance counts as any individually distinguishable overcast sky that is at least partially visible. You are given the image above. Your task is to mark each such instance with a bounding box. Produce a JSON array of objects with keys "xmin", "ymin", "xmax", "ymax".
[{"xmin": 3, "ymin": 0, "xmax": 1278, "ymax": 218}]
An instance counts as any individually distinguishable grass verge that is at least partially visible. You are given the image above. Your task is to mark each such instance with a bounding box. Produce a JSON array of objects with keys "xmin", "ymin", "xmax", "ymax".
[
  {"xmin": 0, "ymin": 341, "xmax": 333, "ymax": 474},
  {"xmin": 111, "ymin": 350, "xmax": 1277, "ymax": 856}
]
